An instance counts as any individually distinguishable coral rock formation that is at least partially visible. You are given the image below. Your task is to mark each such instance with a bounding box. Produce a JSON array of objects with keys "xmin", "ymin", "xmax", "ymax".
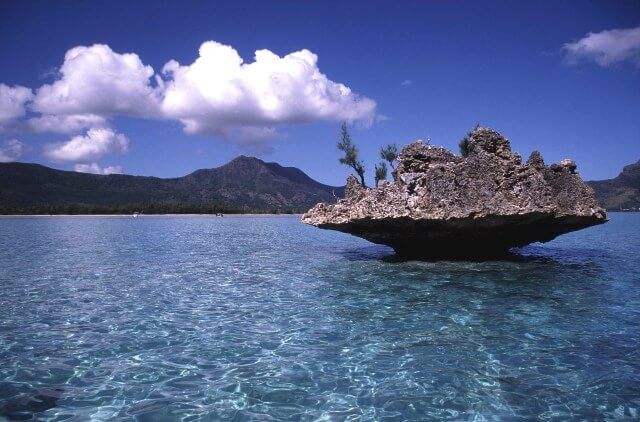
[{"xmin": 302, "ymin": 128, "xmax": 607, "ymax": 258}]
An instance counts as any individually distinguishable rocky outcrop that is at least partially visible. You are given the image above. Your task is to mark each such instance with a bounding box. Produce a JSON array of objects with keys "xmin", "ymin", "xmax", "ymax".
[{"xmin": 302, "ymin": 128, "xmax": 607, "ymax": 258}]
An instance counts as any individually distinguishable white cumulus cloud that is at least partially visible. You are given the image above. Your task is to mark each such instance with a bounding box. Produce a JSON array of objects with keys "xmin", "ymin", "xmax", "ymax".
[
  {"xmin": 31, "ymin": 44, "xmax": 160, "ymax": 118},
  {"xmin": 0, "ymin": 84, "xmax": 34, "ymax": 130},
  {"xmin": 27, "ymin": 114, "xmax": 108, "ymax": 134},
  {"xmin": 0, "ymin": 139, "xmax": 26, "ymax": 162},
  {"xmin": 563, "ymin": 26, "xmax": 640, "ymax": 67},
  {"xmin": 0, "ymin": 41, "xmax": 377, "ymax": 153},
  {"xmin": 44, "ymin": 127, "xmax": 129, "ymax": 163},
  {"xmin": 159, "ymin": 41, "xmax": 376, "ymax": 137},
  {"xmin": 74, "ymin": 162, "xmax": 123, "ymax": 175}
]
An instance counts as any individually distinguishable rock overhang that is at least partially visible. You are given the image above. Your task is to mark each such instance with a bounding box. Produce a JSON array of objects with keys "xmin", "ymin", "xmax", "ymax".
[{"xmin": 302, "ymin": 127, "xmax": 607, "ymax": 259}]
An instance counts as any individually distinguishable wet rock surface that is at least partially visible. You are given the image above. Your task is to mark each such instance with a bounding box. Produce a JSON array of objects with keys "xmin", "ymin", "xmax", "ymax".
[{"xmin": 302, "ymin": 128, "xmax": 607, "ymax": 258}]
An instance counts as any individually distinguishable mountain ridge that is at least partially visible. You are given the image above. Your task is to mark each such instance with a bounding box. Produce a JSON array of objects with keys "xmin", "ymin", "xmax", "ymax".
[
  {"xmin": 587, "ymin": 159, "xmax": 640, "ymax": 210},
  {"xmin": 2, "ymin": 156, "xmax": 638, "ymax": 214},
  {"xmin": 0, "ymin": 156, "xmax": 344, "ymax": 213}
]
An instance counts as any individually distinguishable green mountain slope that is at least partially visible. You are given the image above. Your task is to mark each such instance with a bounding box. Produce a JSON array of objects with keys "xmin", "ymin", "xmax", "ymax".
[
  {"xmin": 588, "ymin": 160, "xmax": 640, "ymax": 210},
  {"xmin": 0, "ymin": 156, "xmax": 343, "ymax": 213}
]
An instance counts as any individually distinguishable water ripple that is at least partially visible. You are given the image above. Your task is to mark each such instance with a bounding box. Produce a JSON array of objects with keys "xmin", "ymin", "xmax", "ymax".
[{"xmin": 0, "ymin": 214, "xmax": 638, "ymax": 420}]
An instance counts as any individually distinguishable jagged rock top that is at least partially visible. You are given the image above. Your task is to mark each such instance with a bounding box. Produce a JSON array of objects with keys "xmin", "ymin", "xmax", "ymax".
[{"xmin": 302, "ymin": 127, "xmax": 606, "ymax": 257}]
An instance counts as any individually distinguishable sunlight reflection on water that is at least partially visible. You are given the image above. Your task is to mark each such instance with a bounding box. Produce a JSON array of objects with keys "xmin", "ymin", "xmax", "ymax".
[{"xmin": 0, "ymin": 214, "xmax": 638, "ymax": 420}]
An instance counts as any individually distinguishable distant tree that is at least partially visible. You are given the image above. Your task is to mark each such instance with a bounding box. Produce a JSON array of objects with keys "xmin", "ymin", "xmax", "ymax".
[
  {"xmin": 458, "ymin": 137, "xmax": 471, "ymax": 158},
  {"xmin": 459, "ymin": 123, "xmax": 481, "ymax": 157},
  {"xmin": 337, "ymin": 122, "xmax": 366, "ymax": 187},
  {"xmin": 380, "ymin": 144, "xmax": 398, "ymax": 169},
  {"xmin": 374, "ymin": 162, "xmax": 388, "ymax": 187}
]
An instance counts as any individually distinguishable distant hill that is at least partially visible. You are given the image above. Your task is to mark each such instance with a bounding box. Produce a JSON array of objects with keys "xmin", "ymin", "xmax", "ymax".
[
  {"xmin": 588, "ymin": 160, "xmax": 640, "ymax": 211},
  {"xmin": 0, "ymin": 156, "xmax": 344, "ymax": 214},
  {"xmin": 4, "ymin": 155, "xmax": 638, "ymax": 214}
]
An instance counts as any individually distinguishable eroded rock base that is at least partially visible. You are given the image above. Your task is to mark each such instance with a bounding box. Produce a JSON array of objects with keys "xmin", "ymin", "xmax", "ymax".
[{"xmin": 318, "ymin": 212, "xmax": 605, "ymax": 259}]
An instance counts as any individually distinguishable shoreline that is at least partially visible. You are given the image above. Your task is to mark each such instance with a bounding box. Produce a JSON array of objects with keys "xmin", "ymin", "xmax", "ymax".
[
  {"xmin": 1, "ymin": 211, "xmax": 635, "ymax": 218},
  {"xmin": 0, "ymin": 213, "xmax": 303, "ymax": 218}
]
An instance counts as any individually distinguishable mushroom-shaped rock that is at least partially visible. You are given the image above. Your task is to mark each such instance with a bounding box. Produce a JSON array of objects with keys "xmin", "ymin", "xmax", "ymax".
[{"xmin": 302, "ymin": 127, "xmax": 607, "ymax": 259}]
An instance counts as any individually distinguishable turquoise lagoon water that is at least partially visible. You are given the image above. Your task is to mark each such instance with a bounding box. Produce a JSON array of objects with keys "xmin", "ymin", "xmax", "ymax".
[{"xmin": 0, "ymin": 214, "xmax": 639, "ymax": 420}]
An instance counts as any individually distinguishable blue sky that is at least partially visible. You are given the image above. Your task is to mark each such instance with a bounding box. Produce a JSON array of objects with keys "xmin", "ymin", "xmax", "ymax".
[{"xmin": 0, "ymin": 0, "xmax": 639, "ymax": 185}]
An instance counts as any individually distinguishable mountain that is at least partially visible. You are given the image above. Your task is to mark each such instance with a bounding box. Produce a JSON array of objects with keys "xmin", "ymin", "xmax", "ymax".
[
  {"xmin": 0, "ymin": 156, "xmax": 344, "ymax": 214},
  {"xmin": 588, "ymin": 160, "xmax": 640, "ymax": 210},
  {"xmin": 4, "ymin": 155, "xmax": 638, "ymax": 214}
]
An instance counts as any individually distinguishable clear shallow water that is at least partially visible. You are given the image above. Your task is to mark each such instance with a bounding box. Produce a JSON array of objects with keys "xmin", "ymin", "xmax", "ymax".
[{"xmin": 0, "ymin": 214, "xmax": 638, "ymax": 421}]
